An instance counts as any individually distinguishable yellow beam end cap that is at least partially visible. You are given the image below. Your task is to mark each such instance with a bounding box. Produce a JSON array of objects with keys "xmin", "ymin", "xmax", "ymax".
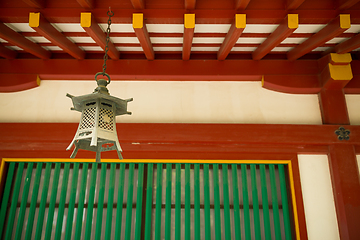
[
  {"xmin": 36, "ymin": 75, "xmax": 41, "ymax": 86},
  {"xmin": 235, "ymin": 14, "xmax": 246, "ymax": 29},
  {"xmin": 288, "ymin": 14, "xmax": 298, "ymax": 29},
  {"xmin": 133, "ymin": 13, "xmax": 144, "ymax": 29},
  {"xmin": 80, "ymin": 12, "xmax": 92, "ymax": 28},
  {"xmin": 184, "ymin": 14, "xmax": 195, "ymax": 29},
  {"xmin": 261, "ymin": 75, "xmax": 265, "ymax": 86},
  {"xmin": 340, "ymin": 14, "xmax": 351, "ymax": 29},
  {"xmin": 330, "ymin": 53, "xmax": 352, "ymax": 63},
  {"xmin": 329, "ymin": 63, "xmax": 353, "ymax": 80},
  {"xmin": 29, "ymin": 12, "xmax": 40, "ymax": 28}
]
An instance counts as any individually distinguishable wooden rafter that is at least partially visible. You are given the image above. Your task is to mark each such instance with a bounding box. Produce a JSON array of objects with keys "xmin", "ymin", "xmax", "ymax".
[
  {"xmin": 29, "ymin": 13, "xmax": 85, "ymax": 59},
  {"xmin": 338, "ymin": 0, "xmax": 360, "ymax": 10},
  {"xmin": 287, "ymin": 0, "xmax": 305, "ymax": 10},
  {"xmin": 80, "ymin": 12, "xmax": 119, "ymax": 60},
  {"xmin": 235, "ymin": 0, "xmax": 251, "ymax": 10},
  {"xmin": 133, "ymin": 13, "xmax": 154, "ymax": 60},
  {"xmin": 185, "ymin": 0, "xmax": 196, "ymax": 10},
  {"xmin": 217, "ymin": 14, "xmax": 246, "ymax": 61},
  {"xmin": 182, "ymin": 14, "xmax": 195, "ymax": 60},
  {"xmin": 0, "ymin": 22, "xmax": 50, "ymax": 59},
  {"xmin": 131, "ymin": 0, "xmax": 145, "ymax": 9},
  {"xmin": 76, "ymin": 0, "xmax": 94, "ymax": 9},
  {"xmin": 0, "ymin": 43, "xmax": 17, "ymax": 59},
  {"xmin": 335, "ymin": 33, "xmax": 360, "ymax": 54},
  {"xmin": 252, "ymin": 14, "xmax": 298, "ymax": 60},
  {"xmin": 287, "ymin": 14, "xmax": 351, "ymax": 61},
  {"xmin": 22, "ymin": 0, "xmax": 44, "ymax": 8}
]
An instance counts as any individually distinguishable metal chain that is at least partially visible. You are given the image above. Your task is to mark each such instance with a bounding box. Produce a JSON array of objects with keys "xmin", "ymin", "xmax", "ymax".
[{"xmin": 101, "ymin": 8, "xmax": 114, "ymax": 76}]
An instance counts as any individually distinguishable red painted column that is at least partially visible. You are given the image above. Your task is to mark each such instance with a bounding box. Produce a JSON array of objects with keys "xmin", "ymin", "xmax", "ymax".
[
  {"xmin": 328, "ymin": 145, "xmax": 360, "ymax": 240},
  {"xmin": 319, "ymin": 54, "xmax": 360, "ymax": 240}
]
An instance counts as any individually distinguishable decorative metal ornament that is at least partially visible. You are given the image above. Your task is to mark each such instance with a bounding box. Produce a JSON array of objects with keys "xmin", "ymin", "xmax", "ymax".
[
  {"xmin": 335, "ymin": 126, "xmax": 350, "ymax": 141},
  {"xmin": 66, "ymin": 9, "xmax": 132, "ymax": 162}
]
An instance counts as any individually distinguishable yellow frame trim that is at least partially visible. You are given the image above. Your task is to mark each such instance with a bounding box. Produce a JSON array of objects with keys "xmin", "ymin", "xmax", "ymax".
[{"xmin": 0, "ymin": 158, "xmax": 301, "ymax": 240}]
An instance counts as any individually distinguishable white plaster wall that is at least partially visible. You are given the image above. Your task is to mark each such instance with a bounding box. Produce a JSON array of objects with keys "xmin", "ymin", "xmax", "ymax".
[
  {"xmin": 346, "ymin": 95, "xmax": 360, "ymax": 125},
  {"xmin": 0, "ymin": 81, "xmax": 322, "ymax": 124},
  {"xmin": 298, "ymin": 154, "xmax": 340, "ymax": 240}
]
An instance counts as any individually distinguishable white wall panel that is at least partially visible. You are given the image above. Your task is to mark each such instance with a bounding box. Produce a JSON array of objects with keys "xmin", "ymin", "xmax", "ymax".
[
  {"xmin": 298, "ymin": 154, "xmax": 340, "ymax": 240},
  {"xmin": 346, "ymin": 95, "xmax": 360, "ymax": 125},
  {"xmin": 0, "ymin": 81, "xmax": 322, "ymax": 124}
]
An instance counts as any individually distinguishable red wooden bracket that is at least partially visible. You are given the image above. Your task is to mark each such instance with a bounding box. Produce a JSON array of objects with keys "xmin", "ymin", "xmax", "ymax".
[
  {"xmin": 185, "ymin": 0, "xmax": 196, "ymax": 10},
  {"xmin": 262, "ymin": 75, "xmax": 321, "ymax": 94},
  {"xmin": 131, "ymin": 0, "xmax": 145, "ymax": 9},
  {"xmin": 287, "ymin": 0, "xmax": 305, "ymax": 10},
  {"xmin": 335, "ymin": 33, "xmax": 360, "ymax": 54},
  {"xmin": 235, "ymin": 0, "xmax": 251, "ymax": 10},
  {"xmin": 253, "ymin": 14, "xmax": 298, "ymax": 60},
  {"xmin": 0, "ymin": 22, "xmax": 50, "ymax": 59},
  {"xmin": 217, "ymin": 14, "xmax": 245, "ymax": 60},
  {"xmin": 81, "ymin": 13, "xmax": 119, "ymax": 60},
  {"xmin": 0, "ymin": 43, "xmax": 17, "ymax": 59},
  {"xmin": 183, "ymin": 14, "xmax": 195, "ymax": 60},
  {"xmin": 328, "ymin": 145, "xmax": 360, "ymax": 239},
  {"xmin": 0, "ymin": 74, "xmax": 40, "ymax": 92},
  {"xmin": 22, "ymin": 0, "xmax": 44, "ymax": 8},
  {"xmin": 29, "ymin": 13, "xmax": 85, "ymax": 60},
  {"xmin": 338, "ymin": 0, "xmax": 360, "ymax": 10},
  {"xmin": 288, "ymin": 14, "xmax": 350, "ymax": 61},
  {"xmin": 133, "ymin": 13, "xmax": 154, "ymax": 60}
]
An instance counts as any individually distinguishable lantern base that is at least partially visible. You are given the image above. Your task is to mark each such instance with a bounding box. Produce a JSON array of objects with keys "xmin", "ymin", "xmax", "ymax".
[{"xmin": 69, "ymin": 139, "xmax": 123, "ymax": 162}]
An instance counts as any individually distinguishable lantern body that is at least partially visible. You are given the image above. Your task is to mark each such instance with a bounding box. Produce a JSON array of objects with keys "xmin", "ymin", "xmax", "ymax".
[{"xmin": 66, "ymin": 89, "xmax": 132, "ymax": 162}]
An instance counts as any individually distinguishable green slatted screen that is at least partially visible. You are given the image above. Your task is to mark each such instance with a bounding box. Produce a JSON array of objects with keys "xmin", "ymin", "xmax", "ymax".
[{"xmin": 0, "ymin": 162, "xmax": 294, "ymax": 240}]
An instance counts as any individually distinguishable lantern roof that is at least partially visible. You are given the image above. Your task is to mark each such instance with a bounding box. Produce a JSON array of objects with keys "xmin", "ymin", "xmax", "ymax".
[{"xmin": 67, "ymin": 91, "xmax": 133, "ymax": 116}]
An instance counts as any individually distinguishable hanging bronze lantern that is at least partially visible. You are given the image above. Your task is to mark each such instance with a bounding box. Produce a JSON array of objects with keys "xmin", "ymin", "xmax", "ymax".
[{"xmin": 66, "ymin": 9, "xmax": 132, "ymax": 162}]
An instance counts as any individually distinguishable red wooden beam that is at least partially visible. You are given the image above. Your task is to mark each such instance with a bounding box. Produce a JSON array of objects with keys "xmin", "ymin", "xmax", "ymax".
[
  {"xmin": 1, "ymin": 123, "xmax": 360, "ymax": 153},
  {"xmin": 22, "ymin": 0, "xmax": 44, "ymax": 8},
  {"xmin": 76, "ymin": 0, "xmax": 94, "ymax": 9},
  {"xmin": 217, "ymin": 14, "xmax": 246, "ymax": 61},
  {"xmin": 131, "ymin": 0, "xmax": 145, "ymax": 9},
  {"xmin": 287, "ymin": 14, "xmax": 351, "ymax": 61},
  {"xmin": 0, "ymin": 43, "xmax": 17, "ymax": 59},
  {"xmin": 80, "ymin": 12, "xmax": 119, "ymax": 60},
  {"xmin": 328, "ymin": 145, "xmax": 360, "ymax": 240},
  {"xmin": 235, "ymin": 0, "xmax": 251, "ymax": 10},
  {"xmin": 253, "ymin": 14, "xmax": 298, "ymax": 60},
  {"xmin": 262, "ymin": 75, "xmax": 321, "ymax": 94},
  {"xmin": 0, "ymin": 23, "xmax": 50, "ymax": 59},
  {"xmin": 185, "ymin": 0, "xmax": 196, "ymax": 10},
  {"xmin": 133, "ymin": 13, "xmax": 154, "ymax": 60},
  {"xmin": 0, "ymin": 59, "xmax": 322, "ymax": 80},
  {"xmin": 29, "ymin": 12, "xmax": 85, "ymax": 60},
  {"xmin": 335, "ymin": 33, "xmax": 360, "ymax": 54},
  {"xmin": 183, "ymin": 14, "xmax": 195, "ymax": 60},
  {"xmin": 0, "ymin": 74, "xmax": 40, "ymax": 92},
  {"xmin": 287, "ymin": 0, "xmax": 305, "ymax": 10},
  {"xmin": 338, "ymin": 0, "xmax": 360, "ymax": 10}
]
